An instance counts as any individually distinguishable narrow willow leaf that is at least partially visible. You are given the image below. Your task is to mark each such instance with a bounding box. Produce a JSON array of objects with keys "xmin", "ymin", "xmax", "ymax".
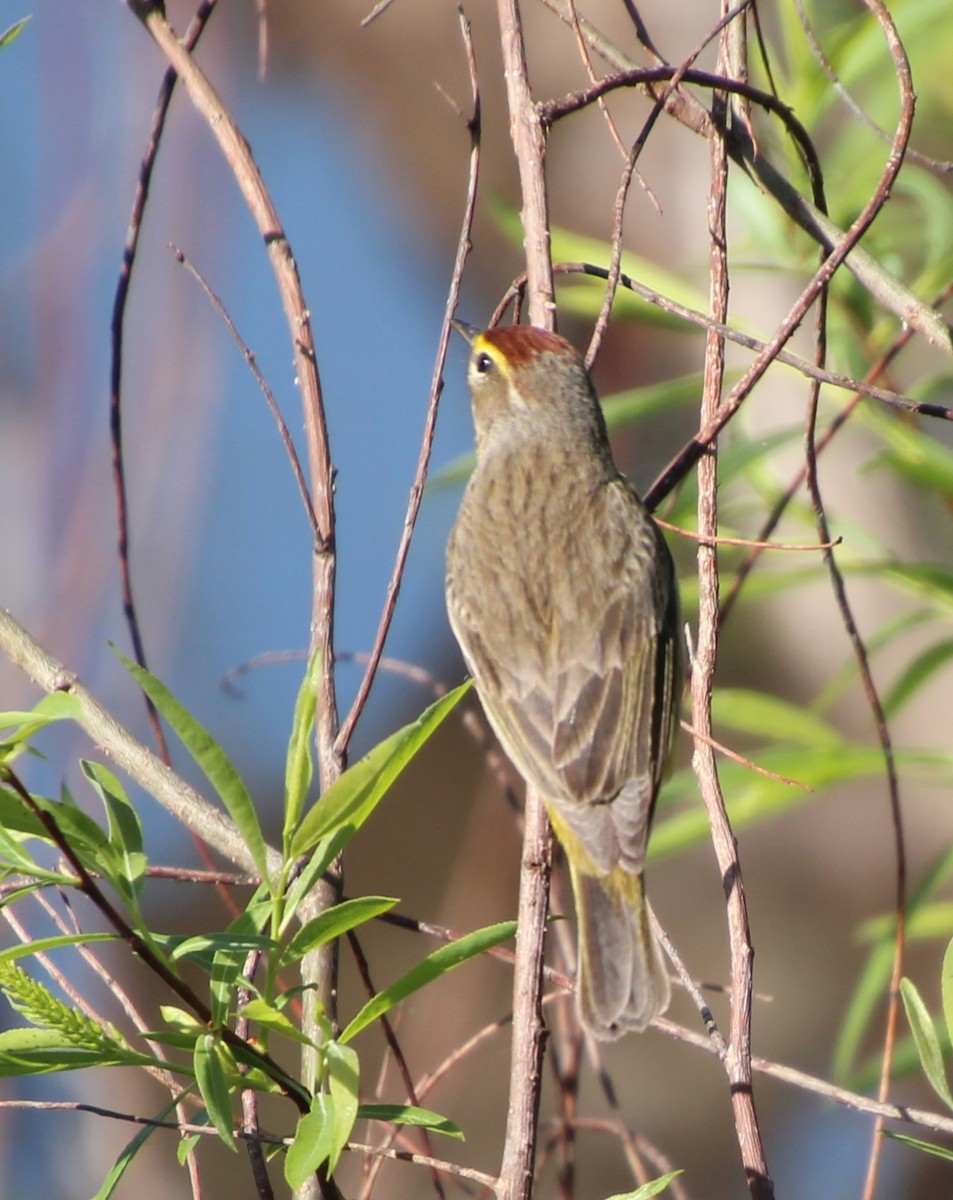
[
  {"xmin": 170, "ymin": 932, "xmax": 278, "ymax": 963},
  {"xmin": 0, "ymin": 17, "xmax": 30, "ymax": 49},
  {"xmin": 0, "ymin": 1029, "xmax": 153, "ymax": 1075},
  {"xmin": 0, "ymin": 933, "xmax": 118, "ymax": 963},
  {"xmin": 358, "ymin": 1104, "xmax": 464, "ymax": 1139},
  {"xmin": 239, "ymin": 999, "xmax": 317, "ymax": 1048},
  {"xmin": 284, "ymin": 651, "xmax": 321, "ymax": 848},
  {"xmin": 82, "ymin": 761, "xmax": 143, "ymax": 857},
  {"xmin": 194, "ymin": 1033, "xmax": 238, "ymax": 1151},
  {"xmin": 605, "ymin": 1172, "xmax": 683, "ymax": 1200},
  {"xmin": 116, "ymin": 650, "xmax": 270, "ymax": 884},
  {"xmin": 882, "ymin": 1131, "xmax": 953, "ymax": 1162},
  {"xmin": 81, "ymin": 761, "xmax": 146, "ymax": 899},
  {"xmin": 942, "ymin": 938, "xmax": 953, "ymax": 1049},
  {"xmin": 883, "ymin": 640, "xmax": 953, "ymax": 719},
  {"xmin": 0, "ymin": 692, "xmax": 84, "ymax": 762},
  {"xmin": 339, "ymin": 920, "xmax": 516, "ymax": 1044},
  {"xmin": 327, "ymin": 1042, "xmax": 360, "ymax": 1173},
  {"xmin": 281, "ymin": 897, "xmax": 398, "ymax": 966},
  {"xmin": 291, "ymin": 683, "xmax": 470, "ymax": 858},
  {"xmin": 280, "ymin": 826, "xmax": 351, "ymax": 935},
  {"xmin": 711, "ymin": 688, "xmax": 842, "ymax": 748},
  {"xmin": 90, "ymin": 1096, "xmax": 184, "ymax": 1200},
  {"xmin": 285, "ymin": 1092, "xmax": 335, "ymax": 1191},
  {"xmin": 899, "ymin": 978, "xmax": 953, "ymax": 1110}
]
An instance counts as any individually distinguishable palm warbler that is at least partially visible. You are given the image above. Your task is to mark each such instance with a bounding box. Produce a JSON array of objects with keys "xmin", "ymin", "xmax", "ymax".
[{"xmin": 446, "ymin": 321, "xmax": 681, "ymax": 1038}]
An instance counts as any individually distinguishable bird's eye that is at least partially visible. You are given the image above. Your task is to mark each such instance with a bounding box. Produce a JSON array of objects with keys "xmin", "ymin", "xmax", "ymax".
[{"xmin": 474, "ymin": 352, "xmax": 494, "ymax": 375}]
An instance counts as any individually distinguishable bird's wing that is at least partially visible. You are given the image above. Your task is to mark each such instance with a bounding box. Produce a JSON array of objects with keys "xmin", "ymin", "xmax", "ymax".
[{"xmin": 448, "ymin": 479, "xmax": 680, "ymax": 877}]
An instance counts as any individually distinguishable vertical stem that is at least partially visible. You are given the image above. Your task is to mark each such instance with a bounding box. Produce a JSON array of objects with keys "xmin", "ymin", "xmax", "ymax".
[
  {"xmin": 497, "ymin": 792, "xmax": 553, "ymax": 1200},
  {"xmin": 496, "ymin": 0, "xmax": 555, "ymax": 329},
  {"xmin": 495, "ymin": 3, "xmax": 555, "ymax": 1196},
  {"xmin": 691, "ymin": 12, "xmax": 773, "ymax": 1199}
]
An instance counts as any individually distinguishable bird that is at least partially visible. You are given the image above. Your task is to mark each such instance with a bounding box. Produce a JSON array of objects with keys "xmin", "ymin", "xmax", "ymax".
[{"xmin": 445, "ymin": 320, "xmax": 681, "ymax": 1038}]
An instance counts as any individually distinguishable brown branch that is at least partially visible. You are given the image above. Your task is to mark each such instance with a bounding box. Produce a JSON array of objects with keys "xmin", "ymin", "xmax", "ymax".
[
  {"xmin": 497, "ymin": 0, "xmax": 555, "ymax": 329},
  {"xmin": 122, "ymin": 10, "xmax": 346, "ymax": 1154},
  {"xmin": 691, "ymin": 21, "xmax": 773, "ymax": 1193},
  {"xmin": 492, "ymin": 3, "xmax": 559, "ymax": 1199},
  {"xmin": 652, "ymin": 1018, "xmax": 953, "ymax": 1138},
  {"xmin": 496, "ymin": 789, "xmax": 553, "ymax": 1200}
]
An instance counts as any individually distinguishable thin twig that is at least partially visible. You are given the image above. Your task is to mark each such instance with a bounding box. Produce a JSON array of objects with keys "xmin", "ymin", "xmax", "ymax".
[
  {"xmin": 585, "ymin": 4, "xmax": 757, "ymax": 367},
  {"xmin": 537, "ymin": 0, "xmax": 953, "ymax": 356},
  {"xmin": 124, "ymin": 1, "xmax": 340, "ymax": 786},
  {"xmin": 345, "ymin": 930, "xmax": 446, "ymax": 1200},
  {"xmin": 497, "ymin": 262, "xmax": 952, "ymax": 423},
  {"xmin": 347, "ymin": 1142, "xmax": 497, "ymax": 1192},
  {"xmin": 719, "ymin": 276, "xmax": 953, "ymax": 625},
  {"xmin": 335, "ymin": 5, "xmax": 480, "ymax": 757},
  {"xmin": 831, "ymin": 7, "xmax": 913, "ymax": 1197},
  {"xmin": 109, "ymin": 0, "xmax": 218, "ymax": 770},
  {"xmin": 170, "ymin": 245, "xmax": 319, "ymax": 541}
]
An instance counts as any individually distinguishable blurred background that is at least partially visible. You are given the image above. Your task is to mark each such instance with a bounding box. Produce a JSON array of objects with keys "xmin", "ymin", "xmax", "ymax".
[{"xmin": 1, "ymin": 1, "xmax": 953, "ymax": 1197}]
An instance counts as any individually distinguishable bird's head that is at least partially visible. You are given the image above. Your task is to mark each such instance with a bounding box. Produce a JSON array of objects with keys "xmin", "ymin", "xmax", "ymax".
[{"xmin": 451, "ymin": 321, "xmax": 608, "ymax": 456}]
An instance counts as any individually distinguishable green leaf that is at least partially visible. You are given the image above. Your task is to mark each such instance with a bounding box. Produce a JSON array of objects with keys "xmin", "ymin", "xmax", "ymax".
[
  {"xmin": 0, "ymin": 1029, "xmax": 153, "ymax": 1075},
  {"xmin": 0, "ymin": 933, "xmax": 118, "ymax": 962},
  {"xmin": 900, "ymin": 977, "xmax": 953, "ymax": 1110},
  {"xmin": 116, "ymin": 650, "xmax": 270, "ymax": 884},
  {"xmin": 80, "ymin": 761, "xmax": 146, "ymax": 900},
  {"xmin": 239, "ymin": 999, "xmax": 317, "ymax": 1048},
  {"xmin": 281, "ymin": 897, "xmax": 398, "ymax": 966},
  {"xmin": 284, "ymin": 651, "xmax": 321, "ymax": 849},
  {"xmin": 339, "ymin": 920, "xmax": 516, "ymax": 1044},
  {"xmin": 0, "ymin": 691, "xmax": 83, "ymax": 733},
  {"xmin": 285, "ymin": 1092, "xmax": 336, "ymax": 1191},
  {"xmin": 280, "ymin": 826, "xmax": 352, "ymax": 935},
  {"xmin": 82, "ymin": 761, "xmax": 143, "ymax": 858},
  {"xmin": 711, "ymin": 688, "xmax": 842, "ymax": 748},
  {"xmin": 882, "ymin": 1130, "xmax": 953, "ymax": 1162},
  {"xmin": 0, "ymin": 17, "xmax": 29, "ymax": 49},
  {"xmin": 604, "ymin": 1172, "xmax": 683, "ymax": 1199},
  {"xmin": 327, "ymin": 1042, "xmax": 360, "ymax": 1173},
  {"xmin": 941, "ymin": 938, "xmax": 953, "ymax": 1049},
  {"xmin": 358, "ymin": 1103, "xmax": 464, "ymax": 1140},
  {"xmin": 90, "ymin": 1096, "xmax": 185, "ymax": 1200},
  {"xmin": 170, "ymin": 932, "xmax": 278, "ymax": 964},
  {"xmin": 194, "ymin": 1033, "xmax": 237, "ymax": 1151},
  {"xmin": 290, "ymin": 683, "xmax": 470, "ymax": 858},
  {"xmin": 883, "ymin": 640, "xmax": 953, "ymax": 719},
  {"xmin": 490, "ymin": 197, "xmax": 709, "ymax": 329}
]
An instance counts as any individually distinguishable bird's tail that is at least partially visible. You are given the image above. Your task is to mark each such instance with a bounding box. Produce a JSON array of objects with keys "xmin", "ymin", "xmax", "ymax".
[{"xmin": 571, "ymin": 864, "xmax": 670, "ymax": 1039}]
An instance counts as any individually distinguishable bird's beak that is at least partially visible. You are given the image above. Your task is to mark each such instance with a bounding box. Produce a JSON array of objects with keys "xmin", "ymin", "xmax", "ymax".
[{"xmin": 450, "ymin": 318, "xmax": 481, "ymax": 344}]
